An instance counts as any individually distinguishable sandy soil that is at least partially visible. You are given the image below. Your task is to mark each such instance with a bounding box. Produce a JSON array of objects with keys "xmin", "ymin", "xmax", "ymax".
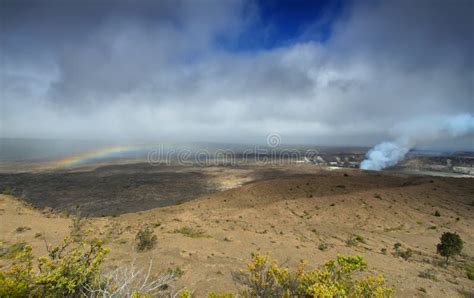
[{"xmin": 1, "ymin": 166, "xmax": 473, "ymax": 297}]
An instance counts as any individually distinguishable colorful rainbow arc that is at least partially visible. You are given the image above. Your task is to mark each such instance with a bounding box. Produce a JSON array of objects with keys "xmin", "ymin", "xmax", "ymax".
[{"xmin": 55, "ymin": 145, "xmax": 141, "ymax": 168}]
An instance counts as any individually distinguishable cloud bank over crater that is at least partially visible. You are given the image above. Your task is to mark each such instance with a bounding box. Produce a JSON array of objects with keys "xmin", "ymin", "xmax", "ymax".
[{"xmin": 1, "ymin": 0, "xmax": 473, "ymax": 148}]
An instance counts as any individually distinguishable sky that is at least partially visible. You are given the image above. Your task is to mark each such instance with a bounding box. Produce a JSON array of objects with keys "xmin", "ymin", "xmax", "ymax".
[{"xmin": 1, "ymin": 0, "xmax": 473, "ymax": 148}]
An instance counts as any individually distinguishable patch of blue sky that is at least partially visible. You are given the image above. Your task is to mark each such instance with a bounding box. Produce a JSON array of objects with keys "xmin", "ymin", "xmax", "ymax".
[{"xmin": 215, "ymin": 0, "xmax": 346, "ymax": 52}]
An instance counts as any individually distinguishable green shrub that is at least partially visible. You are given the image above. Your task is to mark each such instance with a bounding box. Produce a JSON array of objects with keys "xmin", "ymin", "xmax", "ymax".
[
  {"xmin": 399, "ymin": 249, "xmax": 413, "ymax": 261},
  {"xmin": 0, "ymin": 238, "xmax": 185, "ymax": 297},
  {"xmin": 1, "ymin": 241, "xmax": 396, "ymax": 297},
  {"xmin": 116, "ymin": 238, "xmax": 128, "ymax": 245},
  {"xmin": 232, "ymin": 252, "xmax": 394, "ymax": 297},
  {"xmin": 392, "ymin": 243, "xmax": 413, "ymax": 260},
  {"xmin": 0, "ymin": 244, "xmax": 32, "ymax": 296},
  {"xmin": 0, "ymin": 237, "xmax": 109, "ymax": 297},
  {"xmin": 318, "ymin": 243, "xmax": 328, "ymax": 251},
  {"xmin": 460, "ymin": 263, "xmax": 474, "ymax": 281},
  {"xmin": 178, "ymin": 289, "xmax": 193, "ymax": 298},
  {"xmin": 393, "ymin": 243, "xmax": 401, "ymax": 252},
  {"xmin": 174, "ymin": 226, "xmax": 209, "ymax": 238},
  {"xmin": 383, "ymin": 225, "xmax": 404, "ymax": 232},
  {"xmin": 436, "ymin": 232, "xmax": 463, "ymax": 265},
  {"xmin": 346, "ymin": 234, "xmax": 366, "ymax": 246},
  {"xmin": 15, "ymin": 226, "xmax": 31, "ymax": 233},
  {"xmin": 135, "ymin": 226, "xmax": 157, "ymax": 251},
  {"xmin": 418, "ymin": 269, "xmax": 438, "ymax": 281},
  {"xmin": 70, "ymin": 216, "xmax": 84, "ymax": 241},
  {"xmin": 0, "ymin": 241, "xmax": 27, "ymax": 259},
  {"xmin": 2, "ymin": 186, "xmax": 14, "ymax": 195},
  {"xmin": 208, "ymin": 291, "xmax": 234, "ymax": 298}
]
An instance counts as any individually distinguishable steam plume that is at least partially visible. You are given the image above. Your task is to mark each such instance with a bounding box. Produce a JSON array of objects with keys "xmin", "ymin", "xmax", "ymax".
[{"xmin": 360, "ymin": 114, "xmax": 474, "ymax": 171}]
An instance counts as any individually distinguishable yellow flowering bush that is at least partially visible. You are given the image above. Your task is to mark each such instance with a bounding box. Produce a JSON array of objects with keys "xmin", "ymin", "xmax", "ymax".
[
  {"xmin": 0, "ymin": 244, "xmax": 34, "ymax": 297},
  {"xmin": 1, "ymin": 240, "xmax": 394, "ymax": 297},
  {"xmin": 208, "ymin": 291, "xmax": 234, "ymax": 298},
  {"xmin": 0, "ymin": 237, "xmax": 109, "ymax": 297},
  {"xmin": 233, "ymin": 253, "xmax": 394, "ymax": 297}
]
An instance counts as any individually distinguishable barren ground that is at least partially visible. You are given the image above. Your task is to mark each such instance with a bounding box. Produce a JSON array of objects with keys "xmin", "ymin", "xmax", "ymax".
[{"xmin": 1, "ymin": 164, "xmax": 473, "ymax": 297}]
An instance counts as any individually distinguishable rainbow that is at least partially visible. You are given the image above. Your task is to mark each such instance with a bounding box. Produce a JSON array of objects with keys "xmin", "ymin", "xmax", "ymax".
[{"xmin": 55, "ymin": 145, "xmax": 142, "ymax": 168}]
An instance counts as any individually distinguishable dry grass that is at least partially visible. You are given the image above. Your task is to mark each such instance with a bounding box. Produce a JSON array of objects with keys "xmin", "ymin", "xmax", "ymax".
[{"xmin": 173, "ymin": 227, "xmax": 209, "ymax": 238}]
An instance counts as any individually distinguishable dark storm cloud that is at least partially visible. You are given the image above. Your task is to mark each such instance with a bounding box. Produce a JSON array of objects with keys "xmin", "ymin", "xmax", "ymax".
[{"xmin": 1, "ymin": 0, "xmax": 473, "ymax": 147}]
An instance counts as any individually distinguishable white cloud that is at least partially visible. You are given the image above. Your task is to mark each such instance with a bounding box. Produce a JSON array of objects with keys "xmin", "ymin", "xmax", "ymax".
[{"xmin": 1, "ymin": 0, "xmax": 472, "ymax": 148}]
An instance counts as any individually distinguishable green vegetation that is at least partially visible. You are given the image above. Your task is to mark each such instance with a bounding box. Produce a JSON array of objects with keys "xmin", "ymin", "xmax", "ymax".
[
  {"xmin": 2, "ymin": 186, "xmax": 14, "ymax": 195},
  {"xmin": 0, "ymin": 238, "xmax": 186, "ymax": 297},
  {"xmin": 399, "ymin": 249, "xmax": 413, "ymax": 261},
  {"xmin": 70, "ymin": 216, "xmax": 84, "ymax": 241},
  {"xmin": 232, "ymin": 253, "xmax": 394, "ymax": 297},
  {"xmin": 174, "ymin": 226, "xmax": 209, "ymax": 238},
  {"xmin": 0, "ymin": 237, "xmax": 109, "ymax": 297},
  {"xmin": 318, "ymin": 243, "xmax": 328, "ymax": 251},
  {"xmin": 1, "ymin": 238, "xmax": 395, "ymax": 297},
  {"xmin": 463, "ymin": 263, "xmax": 474, "ymax": 280},
  {"xmin": 0, "ymin": 241, "xmax": 27, "ymax": 259},
  {"xmin": 167, "ymin": 266, "xmax": 185, "ymax": 278},
  {"xmin": 346, "ymin": 234, "xmax": 366, "ymax": 246},
  {"xmin": 135, "ymin": 225, "xmax": 157, "ymax": 251},
  {"xmin": 393, "ymin": 243, "xmax": 412, "ymax": 261},
  {"xmin": 393, "ymin": 243, "xmax": 401, "ymax": 252},
  {"xmin": 417, "ymin": 287, "xmax": 427, "ymax": 293},
  {"xmin": 418, "ymin": 269, "xmax": 438, "ymax": 281},
  {"xmin": 15, "ymin": 226, "xmax": 31, "ymax": 233},
  {"xmin": 383, "ymin": 225, "xmax": 404, "ymax": 232},
  {"xmin": 208, "ymin": 291, "xmax": 234, "ymax": 298},
  {"xmin": 116, "ymin": 238, "xmax": 128, "ymax": 245},
  {"xmin": 436, "ymin": 232, "xmax": 463, "ymax": 265},
  {"xmin": 456, "ymin": 263, "xmax": 474, "ymax": 280}
]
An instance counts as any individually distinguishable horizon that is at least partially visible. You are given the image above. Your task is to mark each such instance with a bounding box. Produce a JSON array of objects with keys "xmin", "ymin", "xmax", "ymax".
[{"xmin": 0, "ymin": 137, "xmax": 472, "ymax": 165}]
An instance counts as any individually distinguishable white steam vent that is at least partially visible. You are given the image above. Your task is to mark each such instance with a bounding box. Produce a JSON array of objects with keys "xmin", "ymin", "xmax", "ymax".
[{"xmin": 361, "ymin": 114, "xmax": 474, "ymax": 171}]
